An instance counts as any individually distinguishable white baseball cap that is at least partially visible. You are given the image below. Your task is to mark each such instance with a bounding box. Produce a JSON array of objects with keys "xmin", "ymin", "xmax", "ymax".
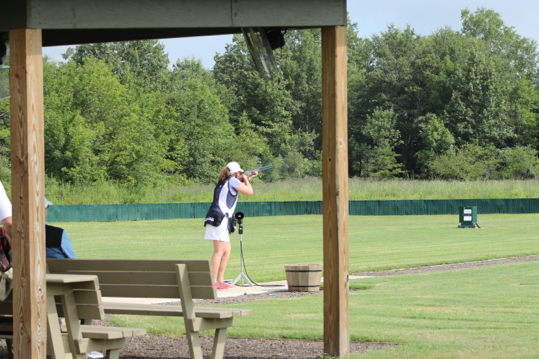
[
  {"xmin": 226, "ymin": 162, "xmax": 244, "ymax": 174},
  {"xmin": 45, "ymin": 197, "xmax": 53, "ymax": 208}
]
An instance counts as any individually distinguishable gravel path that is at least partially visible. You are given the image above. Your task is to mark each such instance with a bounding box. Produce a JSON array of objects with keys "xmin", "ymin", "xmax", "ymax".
[
  {"xmin": 351, "ymin": 255, "xmax": 539, "ymax": 277},
  {"xmin": 93, "ymin": 290, "xmax": 392, "ymax": 358},
  {"xmin": 1, "ymin": 255, "xmax": 536, "ymax": 358}
]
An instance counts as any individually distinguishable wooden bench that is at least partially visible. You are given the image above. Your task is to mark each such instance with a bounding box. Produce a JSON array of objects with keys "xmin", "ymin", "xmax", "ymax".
[
  {"xmin": 0, "ymin": 273, "xmax": 147, "ymax": 359},
  {"xmin": 47, "ymin": 259, "xmax": 253, "ymax": 359}
]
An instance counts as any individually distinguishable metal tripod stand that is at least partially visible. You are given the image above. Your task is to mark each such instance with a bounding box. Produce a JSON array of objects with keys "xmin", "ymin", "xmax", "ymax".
[{"xmin": 231, "ymin": 220, "xmax": 254, "ymax": 287}]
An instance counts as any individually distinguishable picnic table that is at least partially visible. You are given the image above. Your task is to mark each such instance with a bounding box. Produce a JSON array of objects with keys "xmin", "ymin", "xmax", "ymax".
[
  {"xmin": 47, "ymin": 258, "xmax": 254, "ymax": 359},
  {"xmin": 0, "ymin": 273, "xmax": 146, "ymax": 359}
]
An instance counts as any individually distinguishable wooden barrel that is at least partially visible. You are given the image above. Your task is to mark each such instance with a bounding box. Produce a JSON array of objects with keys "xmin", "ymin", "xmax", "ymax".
[{"xmin": 284, "ymin": 264, "xmax": 322, "ymax": 292}]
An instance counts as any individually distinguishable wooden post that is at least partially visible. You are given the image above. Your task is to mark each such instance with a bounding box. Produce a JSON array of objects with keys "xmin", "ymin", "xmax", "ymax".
[
  {"xmin": 9, "ymin": 28, "xmax": 47, "ymax": 359},
  {"xmin": 321, "ymin": 26, "xmax": 349, "ymax": 357}
]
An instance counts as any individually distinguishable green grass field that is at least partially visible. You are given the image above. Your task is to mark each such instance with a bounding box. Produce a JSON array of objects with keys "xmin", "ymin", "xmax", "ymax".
[
  {"xmin": 224, "ymin": 262, "xmax": 539, "ymax": 359},
  {"xmin": 60, "ymin": 213, "xmax": 539, "ymax": 281},
  {"xmin": 53, "ymin": 214, "xmax": 539, "ymax": 358}
]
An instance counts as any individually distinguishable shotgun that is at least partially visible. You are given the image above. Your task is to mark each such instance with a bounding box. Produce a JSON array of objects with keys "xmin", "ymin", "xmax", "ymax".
[{"xmin": 244, "ymin": 165, "xmax": 273, "ymax": 178}]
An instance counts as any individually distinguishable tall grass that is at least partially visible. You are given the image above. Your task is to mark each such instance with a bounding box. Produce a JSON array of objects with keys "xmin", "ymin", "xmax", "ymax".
[{"xmin": 44, "ymin": 177, "xmax": 539, "ymax": 205}]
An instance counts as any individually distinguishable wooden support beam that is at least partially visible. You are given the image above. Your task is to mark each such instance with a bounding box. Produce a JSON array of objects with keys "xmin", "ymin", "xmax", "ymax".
[
  {"xmin": 0, "ymin": 0, "xmax": 346, "ymax": 31},
  {"xmin": 321, "ymin": 26, "xmax": 349, "ymax": 357},
  {"xmin": 9, "ymin": 28, "xmax": 47, "ymax": 359}
]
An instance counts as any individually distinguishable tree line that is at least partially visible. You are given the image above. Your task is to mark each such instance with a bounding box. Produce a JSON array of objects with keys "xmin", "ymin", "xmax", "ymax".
[{"xmin": 1, "ymin": 7, "xmax": 539, "ymax": 187}]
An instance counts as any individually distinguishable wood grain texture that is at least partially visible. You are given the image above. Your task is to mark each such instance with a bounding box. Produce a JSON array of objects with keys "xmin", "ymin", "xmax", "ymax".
[
  {"xmin": 321, "ymin": 26, "xmax": 349, "ymax": 357},
  {"xmin": 9, "ymin": 28, "xmax": 47, "ymax": 359}
]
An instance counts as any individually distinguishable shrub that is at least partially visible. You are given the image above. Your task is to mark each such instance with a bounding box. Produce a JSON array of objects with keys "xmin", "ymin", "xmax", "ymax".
[
  {"xmin": 427, "ymin": 144, "xmax": 499, "ymax": 180},
  {"xmin": 499, "ymin": 147, "xmax": 539, "ymax": 179}
]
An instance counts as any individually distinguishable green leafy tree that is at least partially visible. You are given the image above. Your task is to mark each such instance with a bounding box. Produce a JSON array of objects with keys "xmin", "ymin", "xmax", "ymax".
[
  {"xmin": 415, "ymin": 113, "xmax": 455, "ymax": 175},
  {"xmin": 44, "ymin": 58, "xmax": 174, "ymax": 185},
  {"xmin": 43, "ymin": 59, "xmax": 105, "ymax": 183},
  {"xmin": 64, "ymin": 40, "xmax": 170, "ymax": 91},
  {"xmin": 499, "ymin": 147, "xmax": 539, "ymax": 179},
  {"xmin": 349, "ymin": 8, "xmax": 539, "ymax": 178},
  {"xmin": 223, "ymin": 112, "xmax": 269, "ymax": 176},
  {"xmin": 459, "ymin": 8, "xmax": 539, "ymax": 148},
  {"xmin": 168, "ymin": 58, "xmax": 238, "ymax": 182},
  {"xmin": 361, "ymin": 108, "xmax": 404, "ymax": 178},
  {"xmin": 278, "ymin": 29, "xmax": 322, "ymax": 135},
  {"xmin": 348, "ymin": 25, "xmax": 427, "ymax": 176},
  {"xmin": 213, "ymin": 34, "xmax": 315, "ymax": 177}
]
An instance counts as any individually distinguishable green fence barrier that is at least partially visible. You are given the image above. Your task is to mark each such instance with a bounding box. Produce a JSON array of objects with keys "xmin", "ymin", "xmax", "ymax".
[{"xmin": 46, "ymin": 198, "xmax": 539, "ymax": 222}]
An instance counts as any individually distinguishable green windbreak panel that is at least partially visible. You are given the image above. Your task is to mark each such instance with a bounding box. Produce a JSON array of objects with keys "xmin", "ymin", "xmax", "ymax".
[
  {"xmin": 47, "ymin": 203, "xmax": 209, "ymax": 222},
  {"xmin": 349, "ymin": 199, "xmax": 539, "ymax": 215},
  {"xmin": 46, "ymin": 199, "xmax": 539, "ymax": 222}
]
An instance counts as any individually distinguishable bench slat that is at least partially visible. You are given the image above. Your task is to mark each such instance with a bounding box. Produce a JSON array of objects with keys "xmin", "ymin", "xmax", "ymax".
[
  {"xmin": 71, "ymin": 281, "xmax": 100, "ymax": 290},
  {"xmin": 50, "ymin": 270, "xmax": 213, "ymax": 287},
  {"xmin": 103, "ymin": 302, "xmax": 252, "ymax": 317},
  {"xmin": 48, "ymin": 259, "xmax": 212, "ymax": 272},
  {"xmin": 56, "ymin": 303, "xmax": 104, "ymax": 321},
  {"xmin": 102, "ymin": 302, "xmax": 250, "ymax": 319},
  {"xmin": 75, "ymin": 305, "xmax": 105, "ymax": 320},
  {"xmin": 80, "ymin": 325, "xmax": 147, "ymax": 339},
  {"xmin": 54, "ymin": 288, "xmax": 104, "ymax": 320},
  {"xmin": 190, "ymin": 286, "xmax": 217, "ymax": 299},
  {"xmin": 99, "ymin": 284, "xmax": 216, "ymax": 299},
  {"xmin": 194, "ymin": 307, "xmax": 253, "ymax": 317},
  {"xmin": 73, "ymin": 290, "xmax": 102, "ymax": 305}
]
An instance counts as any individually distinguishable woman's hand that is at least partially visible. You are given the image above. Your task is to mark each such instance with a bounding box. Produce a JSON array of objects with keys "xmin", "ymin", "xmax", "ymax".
[{"xmin": 249, "ymin": 170, "xmax": 259, "ymax": 179}]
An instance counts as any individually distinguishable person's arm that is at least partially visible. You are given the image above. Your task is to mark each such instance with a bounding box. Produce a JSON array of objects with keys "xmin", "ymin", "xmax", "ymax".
[
  {"xmin": 1, "ymin": 216, "xmax": 11, "ymax": 242},
  {"xmin": 60, "ymin": 230, "xmax": 77, "ymax": 258},
  {"xmin": 236, "ymin": 174, "xmax": 254, "ymax": 196}
]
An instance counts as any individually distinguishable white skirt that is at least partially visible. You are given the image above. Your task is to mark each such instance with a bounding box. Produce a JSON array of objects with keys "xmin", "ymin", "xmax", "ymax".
[{"xmin": 204, "ymin": 216, "xmax": 230, "ymax": 242}]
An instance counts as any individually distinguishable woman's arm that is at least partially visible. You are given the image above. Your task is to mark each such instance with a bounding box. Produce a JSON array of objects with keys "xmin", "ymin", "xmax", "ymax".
[{"xmin": 236, "ymin": 175, "xmax": 254, "ymax": 196}]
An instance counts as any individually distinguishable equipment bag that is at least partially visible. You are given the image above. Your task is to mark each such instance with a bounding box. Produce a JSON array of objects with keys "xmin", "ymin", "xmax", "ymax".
[{"xmin": 0, "ymin": 228, "xmax": 11, "ymax": 272}]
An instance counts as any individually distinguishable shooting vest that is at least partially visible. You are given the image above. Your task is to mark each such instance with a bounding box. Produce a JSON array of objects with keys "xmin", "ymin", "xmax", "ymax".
[
  {"xmin": 46, "ymin": 225, "xmax": 64, "ymax": 249},
  {"xmin": 204, "ymin": 178, "xmax": 238, "ymax": 227}
]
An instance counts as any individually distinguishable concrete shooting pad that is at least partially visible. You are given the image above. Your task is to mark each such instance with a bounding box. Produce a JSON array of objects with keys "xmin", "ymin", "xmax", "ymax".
[{"xmin": 102, "ymin": 275, "xmax": 370, "ymax": 304}]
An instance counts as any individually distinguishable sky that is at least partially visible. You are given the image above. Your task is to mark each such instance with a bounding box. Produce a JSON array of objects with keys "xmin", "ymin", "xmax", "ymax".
[{"xmin": 42, "ymin": 0, "xmax": 539, "ymax": 69}]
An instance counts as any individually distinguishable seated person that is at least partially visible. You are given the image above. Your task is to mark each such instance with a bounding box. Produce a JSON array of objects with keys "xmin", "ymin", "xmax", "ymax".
[
  {"xmin": 45, "ymin": 199, "xmax": 102, "ymax": 358},
  {"xmin": 45, "ymin": 198, "xmax": 76, "ymax": 259}
]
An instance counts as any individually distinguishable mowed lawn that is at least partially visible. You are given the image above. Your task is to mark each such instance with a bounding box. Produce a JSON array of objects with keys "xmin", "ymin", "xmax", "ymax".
[
  {"xmin": 224, "ymin": 261, "xmax": 539, "ymax": 359},
  {"xmin": 52, "ymin": 213, "xmax": 539, "ymax": 358},
  {"xmin": 57, "ymin": 213, "xmax": 539, "ymax": 282}
]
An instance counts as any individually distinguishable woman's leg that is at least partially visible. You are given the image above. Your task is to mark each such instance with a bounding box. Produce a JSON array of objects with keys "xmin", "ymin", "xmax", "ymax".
[{"xmin": 212, "ymin": 240, "xmax": 231, "ymax": 283}]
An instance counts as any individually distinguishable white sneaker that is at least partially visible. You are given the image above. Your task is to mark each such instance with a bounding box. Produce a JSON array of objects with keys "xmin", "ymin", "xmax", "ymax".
[{"xmin": 87, "ymin": 351, "xmax": 104, "ymax": 359}]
